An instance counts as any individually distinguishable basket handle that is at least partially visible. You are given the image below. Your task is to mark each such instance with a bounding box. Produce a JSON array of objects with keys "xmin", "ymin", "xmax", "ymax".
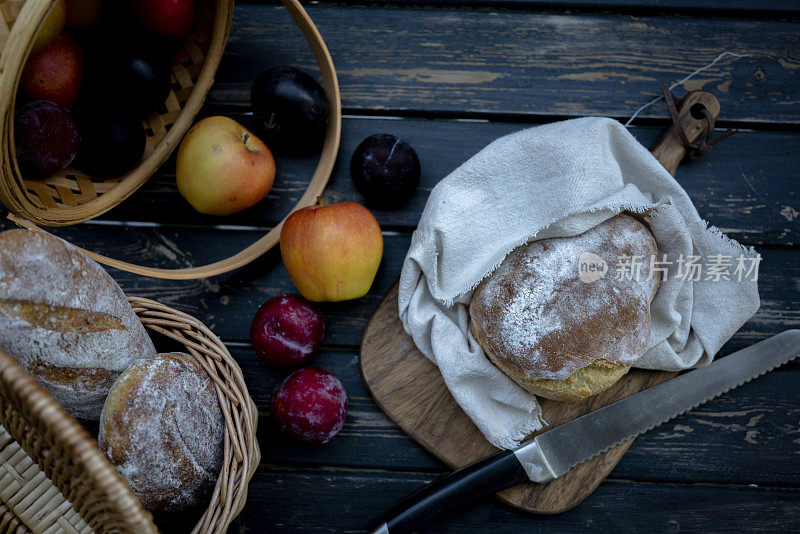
[{"xmin": 9, "ymin": 0, "xmax": 341, "ymax": 280}]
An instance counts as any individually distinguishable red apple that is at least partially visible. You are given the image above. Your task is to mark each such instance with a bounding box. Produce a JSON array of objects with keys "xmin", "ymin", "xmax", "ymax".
[
  {"xmin": 251, "ymin": 294, "xmax": 324, "ymax": 366},
  {"xmin": 21, "ymin": 33, "xmax": 83, "ymax": 108},
  {"xmin": 280, "ymin": 201, "xmax": 383, "ymax": 302},
  {"xmin": 131, "ymin": 0, "xmax": 195, "ymax": 40},
  {"xmin": 176, "ymin": 116, "xmax": 276, "ymax": 216},
  {"xmin": 271, "ymin": 366, "xmax": 347, "ymax": 444}
]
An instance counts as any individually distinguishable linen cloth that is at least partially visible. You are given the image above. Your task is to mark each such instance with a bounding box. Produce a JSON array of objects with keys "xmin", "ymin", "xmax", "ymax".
[{"xmin": 398, "ymin": 117, "xmax": 761, "ymax": 449}]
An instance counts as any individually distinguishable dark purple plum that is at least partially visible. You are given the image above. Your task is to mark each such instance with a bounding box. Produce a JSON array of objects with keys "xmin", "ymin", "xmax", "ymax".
[
  {"xmin": 73, "ymin": 115, "xmax": 146, "ymax": 176},
  {"xmin": 350, "ymin": 134, "xmax": 420, "ymax": 209},
  {"xmin": 14, "ymin": 100, "xmax": 80, "ymax": 178},
  {"xmin": 113, "ymin": 48, "xmax": 172, "ymax": 116},
  {"xmin": 80, "ymin": 39, "xmax": 171, "ymax": 118},
  {"xmin": 250, "ymin": 66, "xmax": 329, "ymax": 154}
]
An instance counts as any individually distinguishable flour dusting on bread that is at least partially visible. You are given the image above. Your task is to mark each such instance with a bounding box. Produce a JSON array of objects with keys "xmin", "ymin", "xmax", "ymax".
[
  {"xmin": 0, "ymin": 229, "xmax": 156, "ymax": 419},
  {"xmin": 470, "ymin": 214, "xmax": 659, "ymax": 381},
  {"xmin": 99, "ymin": 352, "xmax": 225, "ymax": 513}
]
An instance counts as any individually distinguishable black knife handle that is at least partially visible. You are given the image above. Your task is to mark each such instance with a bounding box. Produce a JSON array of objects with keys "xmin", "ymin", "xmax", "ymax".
[{"xmin": 370, "ymin": 449, "xmax": 530, "ymax": 534}]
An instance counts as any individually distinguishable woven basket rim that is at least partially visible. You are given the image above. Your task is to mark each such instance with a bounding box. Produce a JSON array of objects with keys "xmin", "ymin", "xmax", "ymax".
[
  {"xmin": 0, "ymin": 0, "xmax": 235, "ymax": 226},
  {"xmin": 128, "ymin": 295, "xmax": 261, "ymax": 534},
  {"xmin": 3, "ymin": 0, "xmax": 343, "ymax": 281},
  {"xmin": 0, "ymin": 295, "xmax": 259, "ymax": 534},
  {"xmin": 0, "ymin": 349, "xmax": 157, "ymax": 533}
]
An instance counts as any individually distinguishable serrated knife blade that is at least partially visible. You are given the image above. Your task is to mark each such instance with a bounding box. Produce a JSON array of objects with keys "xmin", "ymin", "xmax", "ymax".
[
  {"xmin": 369, "ymin": 330, "xmax": 800, "ymax": 534},
  {"xmin": 516, "ymin": 329, "xmax": 800, "ymax": 482}
]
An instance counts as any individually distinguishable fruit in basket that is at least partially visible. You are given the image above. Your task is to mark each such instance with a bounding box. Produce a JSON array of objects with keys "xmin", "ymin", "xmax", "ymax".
[
  {"xmin": 271, "ymin": 366, "xmax": 347, "ymax": 443},
  {"xmin": 14, "ymin": 101, "xmax": 80, "ymax": 178},
  {"xmin": 280, "ymin": 201, "xmax": 383, "ymax": 302},
  {"xmin": 83, "ymin": 44, "xmax": 172, "ymax": 117},
  {"xmin": 73, "ymin": 115, "xmax": 146, "ymax": 176},
  {"xmin": 251, "ymin": 295, "xmax": 324, "ymax": 366},
  {"xmin": 131, "ymin": 0, "xmax": 196, "ymax": 40},
  {"xmin": 66, "ymin": 0, "xmax": 105, "ymax": 28},
  {"xmin": 21, "ymin": 33, "xmax": 83, "ymax": 108},
  {"xmin": 31, "ymin": 0, "xmax": 66, "ymax": 54},
  {"xmin": 251, "ymin": 66, "xmax": 330, "ymax": 154},
  {"xmin": 176, "ymin": 116, "xmax": 276, "ymax": 216},
  {"xmin": 115, "ymin": 48, "xmax": 172, "ymax": 116},
  {"xmin": 350, "ymin": 134, "xmax": 421, "ymax": 209}
]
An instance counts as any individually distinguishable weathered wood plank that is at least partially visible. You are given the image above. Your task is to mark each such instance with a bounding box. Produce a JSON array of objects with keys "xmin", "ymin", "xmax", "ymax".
[
  {"xmin": 210, "ymin": 4, "xmax": 800, "ymax": 123},
  {"xmin": 234, "ymin": 467, "xmax": 800, "ymax": 532},
  {"xmin": 3, "ymin": 223, "xmax": 795, "ymax": 349},
  {"xmin": 241, "ymin": 0, "xmax": 800, "ymax": 15},
  {"xmin": 102, "ymin": 115, "xmax": 800, "ymax": 247},
  {"xmin": 233, "ymin": 346, "xmax": 441, "ymax": 472},
  {"xmin": 237, "ymin": 344, "xmax": 800, "ymax": 485},
  {"xmin": 0, "ymin": 223, "xmax": 406, "ymax": 346}
]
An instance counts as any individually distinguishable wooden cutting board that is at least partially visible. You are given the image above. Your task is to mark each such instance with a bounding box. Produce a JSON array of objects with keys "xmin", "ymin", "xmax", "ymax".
[{"xmin": 359, "ymin": 90, "xmax": 721, "ymax": 514}]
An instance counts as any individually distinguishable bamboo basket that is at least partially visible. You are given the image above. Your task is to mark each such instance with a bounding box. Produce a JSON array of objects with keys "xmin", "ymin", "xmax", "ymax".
[
  {"xmin": 0, "ymin": 297, "xmax": 260, "ymax": 534},
  {"xmin": 0, "ymin": 0, "xmax": 342, "ymax": 280}
]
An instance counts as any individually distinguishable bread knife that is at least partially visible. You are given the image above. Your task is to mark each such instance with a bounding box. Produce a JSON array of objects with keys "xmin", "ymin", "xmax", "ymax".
[{"xmin": 368, "ymin": 329, "xmax": 800, "ymax": 534}]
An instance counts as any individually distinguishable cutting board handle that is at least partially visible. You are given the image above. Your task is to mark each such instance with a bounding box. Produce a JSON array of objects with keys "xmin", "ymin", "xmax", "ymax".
[{"xmin": 651, "ymin": 90, "xmax": 721, "ymax": 177}]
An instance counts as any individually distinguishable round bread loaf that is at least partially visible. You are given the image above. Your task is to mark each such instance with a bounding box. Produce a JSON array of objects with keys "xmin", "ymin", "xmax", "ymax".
[
  {"xmin": 99, "ymin": 352, "xmax": 225, "ymax": 513},
  {"xmin": 0, "ymin": 229, "xmax": 156, "ymax": 419},
  {"xmin": 470, "ymin": 214, "xmax": 659, "ymax": 402}
]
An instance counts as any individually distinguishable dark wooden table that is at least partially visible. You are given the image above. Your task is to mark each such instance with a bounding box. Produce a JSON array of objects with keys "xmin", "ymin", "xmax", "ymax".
[{"xmin": 10, "ymin": 1, "xmax": 800, "ymax": 531}]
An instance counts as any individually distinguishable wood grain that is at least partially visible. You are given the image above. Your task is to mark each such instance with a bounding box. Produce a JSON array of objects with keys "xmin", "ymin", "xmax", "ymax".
[
  {"xmin": 213, "ymin": 4, "xmax": 800, "ymax": 124},
  {"xmin": 233, "ymin": 466, "xmax": 800, "ymax": 533},
  {"xmin": 244, "ymin": 0, "xmax": 800, "ymax": 14},
  {"xmin": 98, "ymin": 113, "xmax": 800, "ymax": 247},
  {"xmin": 241, "ymin": 0, "xmax": 800, "ymax": 16}
]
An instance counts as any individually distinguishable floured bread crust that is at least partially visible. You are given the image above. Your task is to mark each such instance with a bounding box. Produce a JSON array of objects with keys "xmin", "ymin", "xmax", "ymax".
[
  {"xmin": 470, "ymin": 214, "xmax": 659, "ymax": 402},
  {"xmin": 0, "ymin": 229, "xmax": 156, "ymax": 419},
  {"xmin": 99, "ymin": 352, "xmax": 225, "ymax": 513}
]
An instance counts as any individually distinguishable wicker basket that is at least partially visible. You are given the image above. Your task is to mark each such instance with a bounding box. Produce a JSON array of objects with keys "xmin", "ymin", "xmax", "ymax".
[
  {"xmin": 0, "ymin": 0, "xmax": 342, "ymax": 281},
  {"xmin": 0, "ymin": 0, "xmax": 234, "ymax": 227},
  {"xmin": 0, "ymin": 297, "xmax": 260, "ymax": 533}
]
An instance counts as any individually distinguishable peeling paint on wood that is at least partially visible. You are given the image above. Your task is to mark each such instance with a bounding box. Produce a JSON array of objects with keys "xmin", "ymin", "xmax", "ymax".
[{"xmin": 339, "ymin": 67, "xmax": 504, "ymax": 84}]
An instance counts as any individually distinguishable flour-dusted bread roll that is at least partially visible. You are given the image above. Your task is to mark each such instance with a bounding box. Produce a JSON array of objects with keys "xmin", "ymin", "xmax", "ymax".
[
  {"xmin": 99, "ymin": 352, "xmax": 225, "ymax": 513},
  {"xmin": 470, "ymin": 214, "xmax": 660, "ymax": 402},
  {"xmin": 0, "ymin": 229, "xmax": 156, "ymax": 419}
]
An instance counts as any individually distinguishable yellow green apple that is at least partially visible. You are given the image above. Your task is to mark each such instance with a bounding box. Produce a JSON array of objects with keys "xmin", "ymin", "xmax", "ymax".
[
  {"xmin": 31, "ymin": 0, "xmax": 66, "ymax": 54},
  {"xmin": 280, "ymin": 201, "xmax": 383, "ymax": 302},
  {"xmin": 176, "ymin": 116, "xmax": 276, "ymax": 216}
]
